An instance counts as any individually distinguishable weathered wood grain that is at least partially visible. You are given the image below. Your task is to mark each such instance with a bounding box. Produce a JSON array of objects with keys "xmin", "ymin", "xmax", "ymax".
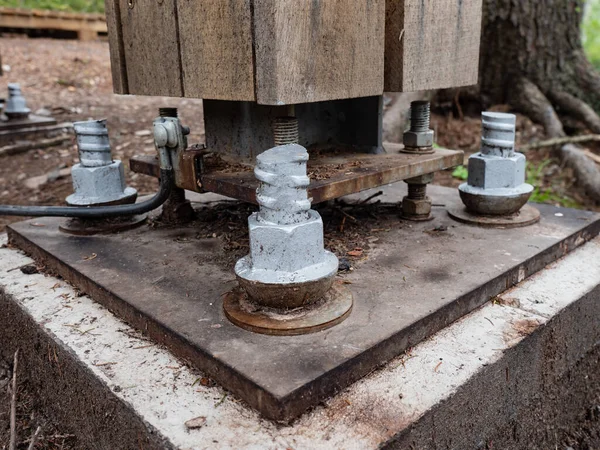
[
  {"xmin": 253, "ymin": 0, "xmax": 385, "ymax": 105},
  {"xmin": 385, "ymin": 0, "xmax": 482, "ymax": 92},
  {"xmin": 178, "ymin": 0, "xmax": 255, "ymax": 101},
  {"xmin": 119, "ymin": 0, "xmax": 182, "ymax": 97},
  {"xmin": 104, "ymin": 0, "xmax": 128, "ymax": 94}
]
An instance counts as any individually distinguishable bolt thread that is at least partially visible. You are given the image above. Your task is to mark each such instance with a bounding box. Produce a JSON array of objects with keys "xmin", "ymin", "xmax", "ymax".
[
  {"xmin": 407, "ymin": 184, "xmax": 427, "ymax": 200},
  {"xmin": 481, "ymin": 112, "xmax": 516, "ymax": 157},
  {"xmin": 73, "ymin": 119, "xmax": 112, "ymax": 167},
  {"xmin": 410, "ymin": 101, "xmax": 431, "ymax": 133},
  {"xmin": 255, "ymin": 144, "xmax": 311, "ymax": 225},
  {"xmin": 159, "ymin": 107, "xmax": 178, "ymax": 118},
  {"xmin": 273, "ymin": 117, "xmax": 299, "ymax": 146}
]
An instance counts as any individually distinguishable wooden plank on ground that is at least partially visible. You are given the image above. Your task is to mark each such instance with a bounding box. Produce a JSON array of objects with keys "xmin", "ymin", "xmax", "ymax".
[
  {"xmin": 104, "ymin": 0, "xmax": 128, "ymax": 94},
  {"xmin": 384, "ymin": 0, "xmax": 482, "ymax": 92},
  {"xmin": 178, "ymin": 0, "xmax": 255, "ymax": 101},
  {"xmin": 118, "ymin": 0, "xmax": 182, "ymax": 97},
  {"xmin": 253, "ymin": 0, "xmax": 385, "ymax": 105},
  {"xmin": 0, "ymin": 7, "xmax": 107, "ymax": 33}
]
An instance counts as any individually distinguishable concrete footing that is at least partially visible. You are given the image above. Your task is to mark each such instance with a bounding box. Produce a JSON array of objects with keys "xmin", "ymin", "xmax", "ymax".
[{"xmin": 0, "ymin": 225, "xmax": 599, "ymax": 448}]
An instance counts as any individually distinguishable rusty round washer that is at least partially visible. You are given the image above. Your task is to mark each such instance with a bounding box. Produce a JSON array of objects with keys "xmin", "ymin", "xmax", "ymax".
[
  {"xmin": 59, "ymin": 214, "xmax": 147, "ymax": 236},
  {"xmin": 223, "ymin": 281, "xmax": 353, "ymax": 336},
  {"xmin": 401, "ymin": 212, "xmax": 434, "ymax": 222},
  {"xmin": 399, "ymin": 146, "xmax": 435, "ymax": 155},
  {"xmin": 447, "ymin": 204, "xmax": 540, "ymax": 229}
]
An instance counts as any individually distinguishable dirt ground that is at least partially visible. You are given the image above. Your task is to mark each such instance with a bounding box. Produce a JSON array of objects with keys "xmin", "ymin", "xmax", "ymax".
[{"xmin": 1, "ymin": 36, "xmax": 600, "ymax": 449}]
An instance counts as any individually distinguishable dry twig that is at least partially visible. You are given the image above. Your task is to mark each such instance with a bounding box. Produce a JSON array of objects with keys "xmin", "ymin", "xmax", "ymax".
[
  {"xmin": 9, "ymin": 349, "xmax": 19, "ymax": 450},
  {"xmin": 27, "ymin": 426, "xmax": 42, "ymax": 450},
  {"xmin": 520, "ymin": 134, "xmax": 600, "ymax": 151}
]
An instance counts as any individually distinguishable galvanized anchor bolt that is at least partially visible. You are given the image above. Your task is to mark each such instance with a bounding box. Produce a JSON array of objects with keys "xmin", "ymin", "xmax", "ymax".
[
  {"xmin": 234, "ymin": 144, "xmax": 338, "ymax": 309},
  {"xmin": 4, "ymin": 83, "xmax": 30, "ymax": 120},
  {"xmin": 458, "ymin": 112, "xmax": 533, "ymax": 216},
  {"xmin": 403, "ymin": 101, "xmax": 434, "ymax": 153},
  {"xmin": 66, "ymin": 119, "xmax": 138, "ymax": 206}
]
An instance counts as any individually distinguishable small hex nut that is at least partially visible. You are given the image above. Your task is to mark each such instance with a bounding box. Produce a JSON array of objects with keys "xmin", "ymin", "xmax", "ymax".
[
  {"xmin": 467, "ymin": 153, "xmax": 526, "ymax": 190},
  {"xmin": 403, "ymin": 130, "xmax": 434, "ymax": 149},
  {"xmin": 402, "ymin": 196, "xmax": 432, "ymax": 216}
]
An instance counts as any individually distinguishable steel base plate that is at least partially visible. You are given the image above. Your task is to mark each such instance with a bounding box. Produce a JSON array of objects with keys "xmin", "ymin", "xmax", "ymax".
[
  {"xmin": 6, "ymin": 186, "xmax": 600, "ymax": 422},
  {"xmin": 447, "ymin": 204, "xmax": 541, "ymax": 228},
  {"xmin": 223, "ymin": 282, "xmax": 353, "ymax": 336}
]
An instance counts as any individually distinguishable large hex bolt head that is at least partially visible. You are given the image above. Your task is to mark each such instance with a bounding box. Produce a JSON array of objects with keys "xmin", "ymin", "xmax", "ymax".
[
  {"xmin": 459, "ymin": 112, "xmax": 533, "ymax": 215},
  {"xmin": 66, "ymin": 161, "xmax": 138, "ymax": 206},
  {"xmin": 234, "ymin": 144, "xmax": 338, "ymax": 309},
  {"xmin": 4, "ymin": 83, "xmax": 30, "ymax": 119}
]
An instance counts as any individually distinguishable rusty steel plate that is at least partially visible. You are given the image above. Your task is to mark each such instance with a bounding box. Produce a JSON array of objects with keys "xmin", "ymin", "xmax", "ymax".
[
  {"xmin": 7, "ymin": 186, "xmax": 600, "ymax": 422},
  {"xmin": 130, "ymin": 144, "xmax": 463, "ymax": 204},
  {"xmin": 223, "ymin": 282, "xmax": 353, "ymax": 336},
  {"xmin": 447, "ymin": 204, "xmax": 541, "ymax": 228}
]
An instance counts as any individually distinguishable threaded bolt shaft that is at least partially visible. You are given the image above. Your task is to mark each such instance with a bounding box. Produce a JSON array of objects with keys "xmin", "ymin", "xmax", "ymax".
[
  {"xmin": 407, "ymin": 183, "xmax": 427, "ymax": 200},
  {"xmin": 409, "ymin": 101, "xmax": 431, "ymax": 133},
  {"xmin": 273, "ymin": 117, "xmax": 299, "ymax": 146},
  {"xmin": 159, "ymin": 107, "xmax": 178, "ymax": 118},
  {"xmin": 255, "ymin": 144, "xmax": 311, "ymax": 225},
  {"xmin": 481, "ymin": 112, "xmax": 516, "ymax": 157},
  {"xmin": 73, "ymin": 119, "xmax": 112, "ymax": 168}
]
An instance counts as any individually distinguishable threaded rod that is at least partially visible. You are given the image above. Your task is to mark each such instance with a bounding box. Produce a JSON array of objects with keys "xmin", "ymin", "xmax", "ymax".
[
  {"xmin": 410, "ymin": 101, "xmax": 431, "ymax": 133},
  {"xmin": 407, "ymin": 184, "xmax": 427, "ymax": 200}
]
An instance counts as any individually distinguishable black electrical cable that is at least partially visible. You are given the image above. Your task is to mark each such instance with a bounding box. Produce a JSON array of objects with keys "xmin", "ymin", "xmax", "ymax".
[{"xmin": 0, "ymin": 168, "xmax": 174, "ymax": 218}]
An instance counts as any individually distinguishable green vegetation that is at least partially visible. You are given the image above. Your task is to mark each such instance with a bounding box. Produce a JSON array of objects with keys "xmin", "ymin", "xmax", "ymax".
[
  {"xmin": 527, "ymin": 160, "xmax": 581, "ymax": 209},
  {"xmin": 0, "ymin": 0, "xmax": 104, "ymax": 14},
  {"xmin": 451, "ymin": 165, "xmax": 469, "ymax": 181},
  {"xmin": 583, "ymin": 0, "xmax": 600, "ymax": 70}
]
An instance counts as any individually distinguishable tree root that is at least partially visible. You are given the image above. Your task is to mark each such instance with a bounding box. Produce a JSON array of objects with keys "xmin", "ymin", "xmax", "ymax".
[
  {"xmin": 512, "ymin": 78, "xmax": 600, "ymax": 202},
  {"xmin": 550, "ymin": 91, "xmax": 600, "ymax": 134}
]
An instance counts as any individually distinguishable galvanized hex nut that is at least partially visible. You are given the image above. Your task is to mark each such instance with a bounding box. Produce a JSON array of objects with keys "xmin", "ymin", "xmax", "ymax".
[
  {"xmin": 467, "ymin": 153, "xmax": 526, "ymax": 190},
  {"xmin": 403, "ymin": 130, "xmax": 434, "ymax": 149},
  {"xmin": 247, "ymin": 210, "xmax": 327, "ymax": 274},
  {"xmin": 402, "ymin": 197, "xmax": 432, "ymax": 216},
  {"xmin": 66, "ymin": 161, "xmax": 137, "ymax": 206}
]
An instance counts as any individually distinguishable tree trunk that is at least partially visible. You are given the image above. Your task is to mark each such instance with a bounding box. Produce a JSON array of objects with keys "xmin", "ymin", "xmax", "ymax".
[
  {"xmin": 478, "ymin": 0, "xmax": 600, "ymax": 202},
  {"xmin": 480, "ymin": 0, "xmax": 600, "ymax": 115}
]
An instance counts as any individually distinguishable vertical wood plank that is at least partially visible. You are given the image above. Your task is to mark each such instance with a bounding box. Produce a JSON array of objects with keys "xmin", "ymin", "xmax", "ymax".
[
  {"xmin": 119, "ymin": 0, "xmax": 183, "ymax": 97},
  {"xmin": 178, "ymin": 0, "xmax": 255, "ymax": 101},
  {"xmin": 253, "ymin": 0, "xmax": 385, "ymax": 105},
  {"xmin": 104, "ymin": 0, "xmax": 128, "ymax": 94},
  {"xmin": 385, "ymin": 0, "xmax": 482, "ymax": 92}
]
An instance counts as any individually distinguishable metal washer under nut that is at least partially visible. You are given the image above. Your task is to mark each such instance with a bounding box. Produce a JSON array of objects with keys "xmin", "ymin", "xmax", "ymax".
[
  {"xmin": 447, "ymin": 204, "xmax": 541, "ymax": 228},
  {"xmin": 223, "ymin": 281, "xmax": 353, "ymax": 336}
]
